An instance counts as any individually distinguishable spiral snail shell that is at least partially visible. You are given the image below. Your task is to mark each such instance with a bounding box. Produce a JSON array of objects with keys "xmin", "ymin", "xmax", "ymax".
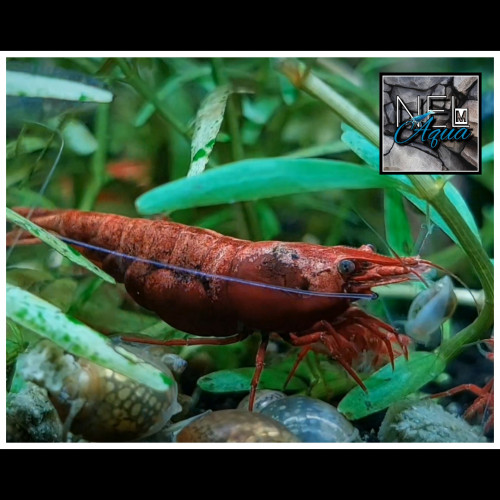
[
  {"xmin": 176, "ymin": 409, "xmax": 300, "ymax": 442},
  {"xmin": 18, "ymin": 340, "xmax": 181, "ymax": 441}
]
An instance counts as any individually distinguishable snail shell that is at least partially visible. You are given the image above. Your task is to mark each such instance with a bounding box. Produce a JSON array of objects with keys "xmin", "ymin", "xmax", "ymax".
[
  {"xmin": 18, "ymin": 340, "xmax": 181, "ymax": 442},
  {"xmin": 237, "ymin": 390, "xmax": 286, "ymax": 413},
  {"xmin": 176, "ymin": 409, "xmax": 300, "ymax": 442},
  {"xmin": 113, "ymin": 340, "xmax": 187, "ymax": 376},
  {"xmin": 406, "ymin": 276, "xmax": 457, "ymax": 347},
  {"xmin": 260, "ymin": 396, "xmax": 360, "ymax": 443},
  {"xmin": 378, "ymin": 398, "xmax": 487, "ymax": 443}
]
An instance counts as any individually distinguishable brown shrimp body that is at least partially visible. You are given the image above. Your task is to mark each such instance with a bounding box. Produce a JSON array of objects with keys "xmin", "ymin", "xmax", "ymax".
[
  {"xmin": 9, "ymin": 208, "xmax": 434, "ymax": 410},
  {"xmin": 9, "ymin": 209, "xmax": 416, "ymax": 336}
]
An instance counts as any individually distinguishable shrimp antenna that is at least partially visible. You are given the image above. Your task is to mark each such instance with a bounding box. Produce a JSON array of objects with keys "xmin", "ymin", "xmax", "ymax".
[
  {"xmin": 352, "ymin": 208, "xmax": 480, "ymax": 313},
  {"xmin": 424, "ymin": 261, "xmax": 481, "ymax": 314},
  {"xmin": 351, "ymin": 208, "xmax": 430, "ymax": 287},
  {"xmin": 58, "ymin": 236, "xmax": 376, "ymax": 302},
  {"xmin": 412, "ymin": 221, "xmax": 435, "ymax": 257}
]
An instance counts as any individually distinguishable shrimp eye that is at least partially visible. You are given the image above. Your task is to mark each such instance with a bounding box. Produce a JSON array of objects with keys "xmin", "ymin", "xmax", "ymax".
[
  {"xmin": 338, "ymin": 259, "xmax": 356, "ymax": 275},
  {"xmin": 366, "ymin": 244, "xmax": 376, "ymax": 252}
]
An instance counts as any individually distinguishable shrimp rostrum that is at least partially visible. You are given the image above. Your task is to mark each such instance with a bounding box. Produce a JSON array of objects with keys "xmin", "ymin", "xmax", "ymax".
[{"xmin": 7, "ymin": 208, "xmax": 434, "ymax": 410}]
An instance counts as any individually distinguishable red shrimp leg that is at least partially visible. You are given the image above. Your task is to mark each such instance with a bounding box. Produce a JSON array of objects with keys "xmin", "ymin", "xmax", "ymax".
[
  {"xmin": 431, "ymin": 380, "xmax": 494, "ymax": 432},
  {"xmin": 284, "ymin": 346, "xmax": 312, "ymax": 390},
  {"xmin": 289, "ymin": 328, "xmax": 367, "ymax": 392},
  {"xmin": 340, "ymin": 307, "xmax": 410, "ymax": 366},
  {"xmin": 248, "ymin": 333, "xmax": 269, "ymax": 411},
  {"xmin": 431, "ymin": 383, "xmax": 488, "ymax": 400}
]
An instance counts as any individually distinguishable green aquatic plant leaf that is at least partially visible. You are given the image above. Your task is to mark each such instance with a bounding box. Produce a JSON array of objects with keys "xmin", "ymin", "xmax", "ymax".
[
  {"xmin": 482, "ymin": 142, "xmax": 493, "ymax": 163},
  {"xmin": 7, "ymin": 70, "xmax": 113, "ymax": 102},
  {"xmin": 340, "ymin": 123, "xmax": 480, "ymax": 246},
  {"xmin": 6, "ymin": 208, "xmax": 115, "ymax": 284},
  {"xmin": 197, "ymin": 367, "xmax": 308, "ymax": 393},
  {"xmin": 136, "ymin": 158, "xmax": 403, "ymax": 215},
  {"xmin": 384, "ymin": 189, "xmax": 414, "ymax": 256},
  {"xmin": 188, "ymin": 85, "xmax": 231, "ymax": 177},
  {"xmin": 341, "ymin": 123, "xmax": 379, "ymax": 167},
  {"xmin": 6, "ymin": 284, "xmax": 173, "ymax": 391},
  {"xmin": 337, "ymin": 351, "xmax": 446, "ymax": 420}
]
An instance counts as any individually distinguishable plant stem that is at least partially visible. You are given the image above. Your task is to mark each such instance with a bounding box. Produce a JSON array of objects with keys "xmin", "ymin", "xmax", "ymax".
[
  {"xmin": 376, "ymin": 283, "xmax": 483, "ymax": 309},
  {"xmin": 79, "ymin": 103, "xmax": 110, "ymax": 211},
  {"xmin": 115, "ymin": 58, "xmax": 190, "ymax": 139},
  {"xmin": 409, "ymin": 175, "xmax": 494, "ymax": 362},
  {"xmin": 276, "ymin": 58, "xmax": 380, "ymax": 147}
]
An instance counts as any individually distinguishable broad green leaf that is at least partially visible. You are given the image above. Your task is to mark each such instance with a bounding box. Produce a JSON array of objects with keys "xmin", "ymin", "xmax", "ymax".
[
  {"xmin": 337, "ymin": 351, "xmax": 446, "ymax": 420},
  {"xmin": 7, "ymin": 70, "xmax": 113, "ymax": 102},
  {"xmin": 384, "ymin": 189, "xmax": 414, "ymax": 256},
  {"xmin": 340, "ymin": 124, "xmax": 480, "ymax": 246},
  {"xmin": 6, "ymin": 284, "xmax": 173, "ymax": 391},
  {"xmin": 188, "ymin": 85, "xmax": 231, "ymax": 177},
  {"xmin": 309, "ymin": 361, "xmax": 356, "ymax": 400},
  {"xmin": 275, "ymin": 353, "xmax": 356, "ymax": 400},
  {"xmin": 6, "ymin": 207, "xmax": 115, "ymax": 284},
  {"xmin": 482, "ymin": 142, "xmax": 493, "ymax": 163},
  {"xmin": 136, "ymin": 158, "xmax": 403, "ymax": 215},
  {"xmin": 197, "ymin": 367, "xmax": 307, "ymax": 393}
]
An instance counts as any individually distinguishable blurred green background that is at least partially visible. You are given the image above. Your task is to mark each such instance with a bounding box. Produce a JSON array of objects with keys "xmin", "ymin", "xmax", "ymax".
[{"xmin": 6, "ymin": 56, "xmax": 494, "ymax": 429}]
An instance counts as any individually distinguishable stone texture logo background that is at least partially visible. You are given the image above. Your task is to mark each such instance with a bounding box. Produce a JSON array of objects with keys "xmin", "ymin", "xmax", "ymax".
[{"xmin": 381, "ymin": 74, "xmax": 480, "ymax": 174}]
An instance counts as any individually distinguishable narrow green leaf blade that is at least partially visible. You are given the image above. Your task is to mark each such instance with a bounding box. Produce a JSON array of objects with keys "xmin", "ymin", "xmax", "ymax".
[
  {"xmin": 341, "ymin": 122, "xmax": 379, "ymax": 167},
  {"xmin": 136, "ymin": 158, "xmax": 403, "ymax": 215},
  {"xmin": 6, "ymin": 284, "xmax": 173, "ymax": 391},
  {"xmin": 442, "ymin": 182, "xmax": 480, "ymax": 240},
  {"xmin": 6, "ymin": 207, "xmax": 115, "ymax": 284},
  {"xmin": 482, "ymin": 142, "xmax": 493, "ymax": 163},
  {"xmin": 337, "ymin": 351, "xmax": 446, "ymax": 420},
  {"xmin": 197, "ymin": 367, "xmax": 307, "ymax": 393},
  {"xmin": 188, "ymin": 85, "xmax": 231, "ymax": 177},
  {"xmin": 7, "ymin": 70, "xmax": 113, "ymax": 102},
  {"xmin": 384, "ymin": 189, "xmax": 414, "ymax": 256}
]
